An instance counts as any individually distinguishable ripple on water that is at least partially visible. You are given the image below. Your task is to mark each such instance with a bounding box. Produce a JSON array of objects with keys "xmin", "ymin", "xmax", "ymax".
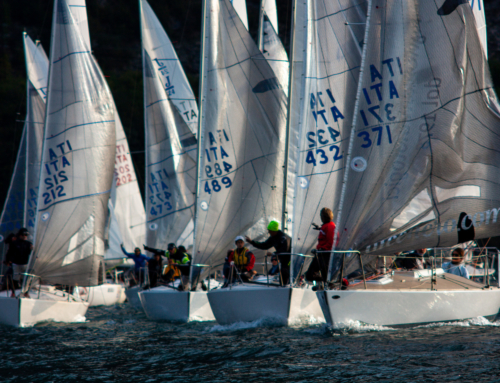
[{"xmin": 1, "ymin": 305, "xmax": 500, "ymax": 382}]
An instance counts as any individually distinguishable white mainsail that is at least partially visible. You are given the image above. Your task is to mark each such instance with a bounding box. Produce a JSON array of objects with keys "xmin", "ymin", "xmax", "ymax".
[
  {"xmin": 194, "ymin": 0, "xmax": 288, "ymax": 279},
  {"xmin": 469, "ymin": 0, "xmax": 487, "ymax": 57},
  {"xmin": 141, "ymin": 21, "xmax": 197, "ymax": 250},
  {"xmin": 231, "ymin": 0, "xmax": 249, "ymax": 30},
  {"xmin": 257, "ymin": 0, "xmax": 289, "ymax": 96},
  {"xmin": 0, "ymin": 35, "xmax": 48, "ymax": 255},
  {"xmin": 28, "ymin": 0, "xmax": 116, "ymax": 286},
  {"xmin": 290, "ymin": 0, "xmax": 366, "ymax": 260},
  {"xmin": 332, "ymin": 0, "xmax": 500, "ymax": 262},
  {"xmin": 68, "ymin": 0, "xmax": 146, "ymax": 260}
]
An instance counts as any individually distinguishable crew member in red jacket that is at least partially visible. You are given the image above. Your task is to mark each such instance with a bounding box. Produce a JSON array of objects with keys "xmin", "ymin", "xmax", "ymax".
[
  {"xmin": 225, "ymin": 236, "xmax": 256, "ymax": 283},
  {"xmin": 306, "ymin": 208, "xmax": 336, "ymax": 284}
]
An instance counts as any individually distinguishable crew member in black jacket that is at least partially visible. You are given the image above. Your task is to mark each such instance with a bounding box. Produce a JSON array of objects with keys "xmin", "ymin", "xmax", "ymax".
[{"xmin": 245, "ymin": 220, "xmax": 291, "ymax": 285}]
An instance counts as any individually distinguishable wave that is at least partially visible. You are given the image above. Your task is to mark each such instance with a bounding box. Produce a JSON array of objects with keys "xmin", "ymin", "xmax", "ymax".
[{"xmin": 416, "ymin": 316, "xmax": 500, "ymax": 328}]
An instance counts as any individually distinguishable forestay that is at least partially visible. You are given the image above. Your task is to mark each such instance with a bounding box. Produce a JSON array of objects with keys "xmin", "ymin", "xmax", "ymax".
[
  {"xmin": 194, "ymin": 0, "xmax": 288, "ymax": 280},
  {"xmin": 140, "ymin": 0, "xmax": 199, "ymax": 139},
  {"xmin": 291, "ymin": 0, "xmax": 366, "ymax": 260},
  {"xmin": 142, "ymin": 48, "xmax": 197, "ymax": 250},
  {"xmin": 28, "ymin": 0, "xmax": 115, "ymax": 286},
  {"xmin": 257, "ymin": 0, "xmax": 289, "ymax": 96},
  {"xmin": 334, "ymin": 0, "xmax": 500, "ymax": 258}
]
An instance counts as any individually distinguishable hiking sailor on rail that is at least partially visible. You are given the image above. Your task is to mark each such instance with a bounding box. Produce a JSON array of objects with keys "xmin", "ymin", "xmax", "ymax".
[{"xmin": 143, "ymin": 243, "xmax": 191, "ymax": 290}]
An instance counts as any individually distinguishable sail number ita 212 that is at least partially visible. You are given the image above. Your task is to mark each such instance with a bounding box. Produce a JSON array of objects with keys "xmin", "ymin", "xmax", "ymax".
[{"xmin": 41, "ymin": 140, "xmax": 73, "ymax": 206}]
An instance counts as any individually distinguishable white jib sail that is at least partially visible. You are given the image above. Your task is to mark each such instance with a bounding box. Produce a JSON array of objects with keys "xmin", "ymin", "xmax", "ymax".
[
  {"xmin": 194, "ymin": 0, "xmax": 288, "ymax": 280},
  {"xmin": 142, "ymin": 48, "xmax": 197, "ymax": 250},
  {"xmin": 69, "ymin": 0, "xmax": 146, "ymax": 259},
  {"xmin": 335, "ymin": 0, "xmax": 500, "ymax": 256},
  {"xmin": 29, "ymin": 0, "xmax": 116, "ymax": 287},
  {"xmin": 469, "ymin": 0, "xmax": 487, "ymax": 57},
  {"xmin": 140, "ymin": 0, "xmax": 199, "ymax": 139},
  {"xmin": 258, "ymin": 0, "xmax": 289, "ymax": 96},
  {"xmin": 291, "ymin": 0, "xmax": 366, "ymax": 257}
]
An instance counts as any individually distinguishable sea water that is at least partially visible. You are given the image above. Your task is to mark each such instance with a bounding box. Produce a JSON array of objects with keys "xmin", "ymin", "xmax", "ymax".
[{"xmin": 1, "ymin": 304, "xmax": 500, "ymax": 382}]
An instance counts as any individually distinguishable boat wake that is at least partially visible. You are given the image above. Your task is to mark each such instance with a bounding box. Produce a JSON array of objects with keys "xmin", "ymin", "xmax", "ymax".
[
  {"xmin": 330, "ymin": 320, "xmax": 395, "ymax": 334},
  {"xmin": 206, "ymin": 317, "xmax": 286, "ymax": 332},
  {"xmin": 416, "ymin": 316, "xmax": 500, "ymax": 328}
]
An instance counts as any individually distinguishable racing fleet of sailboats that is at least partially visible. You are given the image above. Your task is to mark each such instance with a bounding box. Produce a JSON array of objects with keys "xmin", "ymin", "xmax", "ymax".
[{"xmin": 1, "ymin": 0, "xmax": 500, "ymax": 328}]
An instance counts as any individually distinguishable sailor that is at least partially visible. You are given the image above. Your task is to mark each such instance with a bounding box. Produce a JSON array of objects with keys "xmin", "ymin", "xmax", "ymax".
[
  {"xmin": 245, "ymin": 220, "xmax": 291, "ymax": 285},
  {"xmin": 226, "ymin": 236, "xmax": 256, "ymax": 282},
  {"xmin": 147, "ymin": 252, "xmax": 163, "ymax": 288},
  {"xmin": 120, "ymin": 244, "xmax": 150, "ymax": 285},
  {"xmin": 306, "ymin": 208, "xmax": 336, "ymax": 283},
  {"xmin": 442, "ymin": 248, "xmax": 470, "ymax": 279},
  {"xmin": 3, "ymin": 228, "xmax": 33, "ymax": 297},
  {"xmin": 173, "ymin": 245, "xmax": 192, "ymax": 291},
  {"xmin": 268, "ymin": 255, "xmax": 280, "ymax": 276},
  {"xmin": 144, "ymin": 243, "xmax": 191, "ymax": 290}
]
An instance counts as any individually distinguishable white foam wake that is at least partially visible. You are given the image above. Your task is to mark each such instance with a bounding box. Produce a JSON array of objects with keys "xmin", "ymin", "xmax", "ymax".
[
  {"xmin": 417, "ymin": 316, "xmax": 500, "ymax": 328},
  {"xmin": 206, "ymin": 316, "xmax": 286, "ymax": 332},
  {"xmin": 331, "ymin": 320, "xmax": 395, "ymax": 333}
]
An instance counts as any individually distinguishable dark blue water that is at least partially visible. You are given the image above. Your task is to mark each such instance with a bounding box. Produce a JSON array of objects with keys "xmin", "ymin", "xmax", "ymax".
[{"xmin": 1, "ymin": 304, "xmax": 500, "ymax": 382}]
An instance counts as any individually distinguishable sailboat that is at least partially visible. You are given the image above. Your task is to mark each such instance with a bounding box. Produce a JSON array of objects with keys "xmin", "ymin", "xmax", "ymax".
[
  {"xmin": 257, "ymin": 0, "xmax": 289, "ymax": 95},
  {"xmin": 207, "ymin": 0, "xmax": 369, "ymax": 326},
  {"xmin": 0, "ymin": 0, "xmax": 116, "ymax": 327},
  {"xmin": 0, "ymin": 33, "xmax": 47, "ymax": 295},
  {"xmin": 137, "ymin": 0, "xmax": 217, "ymax": 322},
  {"xmin": 199, "ymin": 0, "xmax": 301, "ymax": 325},
  {"xmin": 317, "ymin": 0, "xmax": 500, "ymax": 328}
]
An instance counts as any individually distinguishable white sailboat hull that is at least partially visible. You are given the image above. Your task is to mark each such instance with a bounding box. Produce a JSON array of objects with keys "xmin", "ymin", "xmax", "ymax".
[
  {"xmin": 139, "ymin": 287, "xmax": 214, "ymax": 322},
  {"xmin": 317, "ymin": 289, "xmax": 500, "ymax": 328},
  {"xmin": 125, "ymin": 286, "xmax": 143, "ymax": 311},
  {"xmin": 0, "ymin": 292, "xmax": 88, "ymax": 328},
  {"xmin": 77, "ymin": 283, "xmax": 124, "ymax": 307},
  {"xmin": 208, "ymin": 286, "xmax": 325, "ymax": 326}
]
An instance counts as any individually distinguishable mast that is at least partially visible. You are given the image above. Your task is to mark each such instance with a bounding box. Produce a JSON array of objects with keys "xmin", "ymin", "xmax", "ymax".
[
  {"xmin": 327, "ymin": 0, "xmax": 373, "ymax": 282},
  {"xmin": 139, "ymin": 0, "xmax": 148, "ymax": 240},
  {"xmin": 22, "ymin": 33, "xmax": 30, "ymax": 229},
  {"xmin": 190, "ymin": 0, "xmax": 208, "ymax": 285},
  {"xmin": 280, "ymin": 0, "xmax": 300, "ymax": 234},
  {"xmin": 257, "ymin": 0, "xmax": 264, "ymax": 52}
]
